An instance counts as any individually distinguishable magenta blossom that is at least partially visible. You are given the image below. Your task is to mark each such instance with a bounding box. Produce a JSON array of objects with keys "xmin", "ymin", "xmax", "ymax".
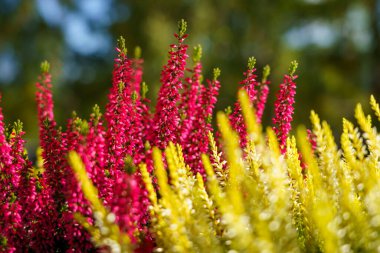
[
  {"xmin": 151, "ymin": 20, "xmax": 189, "ymax": 149},
  {"xmin": 272, "ymin": 61, "xmax": 298, "ymax": 154}
]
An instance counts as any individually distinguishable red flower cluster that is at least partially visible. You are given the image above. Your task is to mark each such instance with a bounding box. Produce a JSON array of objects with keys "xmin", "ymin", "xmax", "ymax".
[
  {"xmin": 0, "ymin": 21, "xmax": 298, "ymax": 252},
  {"xmin": 230, "ymin": 58, "xmax": 270, "ymax": 148},
  {"xmin": 272, "ymin": 61, "xmax": 298, "ymax": 154},
  {"xmin": 150, "ymin": 21, "xmax": 189, "ymax": 149}
]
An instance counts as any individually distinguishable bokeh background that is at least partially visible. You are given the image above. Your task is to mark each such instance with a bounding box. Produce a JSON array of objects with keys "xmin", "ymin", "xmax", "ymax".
[{"xmin": 1, "ymin": 0, "xmax": 379, "ymax": 150}]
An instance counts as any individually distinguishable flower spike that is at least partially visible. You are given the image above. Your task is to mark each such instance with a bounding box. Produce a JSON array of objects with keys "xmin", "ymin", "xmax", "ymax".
[
  {"xmin": 117, "ymin": 36, "xmax": 127, "ymax": 55},
  {"xmin": 272, "ymin": 60, "xmax": 298, "ymax": 153}
]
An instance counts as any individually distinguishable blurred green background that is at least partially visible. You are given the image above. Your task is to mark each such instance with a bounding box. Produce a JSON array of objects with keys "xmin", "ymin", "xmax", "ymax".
[{"xmin": 0, "ymin": 0, "xmax": 379, "ymax": 150}]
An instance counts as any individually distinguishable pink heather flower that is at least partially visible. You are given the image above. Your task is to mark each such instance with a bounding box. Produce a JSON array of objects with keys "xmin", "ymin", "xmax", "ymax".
[
  {"xmin": 105, "ymin": 37, "xmax": 149, "ymax": 176},
  {"xmin": 178, "ymin": 60, "xmax": 203, "ymax": 173},
  {"xmin": 255, "ymin": 83, "xmax": 269, "ymax": 123},
  {"xmin": 229, "ymin": 58, "xmax": 259, "ymax": 148},
  {"xmin": 254, "ymin": 65, "xmax": 271, "ymax": 123},
  {"xmin": 131, "ymin": 48, "xmax": 144, "ymax": 93},
  {"xmin": 0, "ymin": 87, "xmax": 56, "ymax": 252},
  {"xmin": 36, "ymin": 62, "xmax": 54, "ymax": 123},
  {"xmin": 24, "ymin": 177, "xmax": 57, "ymax": 252},
  {"xmin": 35, "ymin": 63, "xmax": 69, "ymax": 247},
  {"xmin": 272, "ymin": 61, "xmax": 298, "ymax": 154},
  {"xmin": 131, "ymin": 53, "xmax": 152, "ymax": 145},
  {"xmin": 105, "ymin": 61, "xmax": 134, "ymax": 170},
  {"xmin": 112, "ymin": 37, "xmax": 133, "ymax": 90},
  {"xmin": 7, "ymin": 121, "xmax": 42, "ymax": 252},
  {"xmin": 121, "ymin": 41, "xmax": 152, "ymax": 146},
  {"xmin": 8, "ymin": 122, "xmax": 27, "ymax": 189},
  {"xmin": 0, "ymin": 99, "xmax": 16, "ymax": 177},
  {"xmin": 14, "ymin": 149, "xmax": 47, "ymax": 251},
  {"xmin": 13, "ymin": 122, "xmax": 57, "ymax": 251},
  {"xmin": 7, "ymin": 122, "xmax": 36, "ymax": 249},
  {"xmin": 179, "ymin": 50, "xmax": 203, "ymax": 145},
  {"xmin": 183, "ymin": 68, "xmax": 221, "ymax": 176},
  {"xmin": 82, "ymin": 106, "xmax": 111, "ymax": 202},
  {"xmin": 67, "ymin": 109, "xmax": 111, "ymax": 241},
  {"xmin": 229, "ymin": 59, "xmax": 271, "ymax": 149},
  {"xmin": 104, "ymin": 39, "xmax": 153, "ymax": 247},
  {"xmin": 35, "ymin": 62, "xmax": 64, "ymax": 194},
  {"xmin": 35, "ymin": 62, "xmax": 94, "ymax": 250},
  {"xmin": 109, "ymin": 171, "xmax": 141, "ymax": 239},
  {"xmin": 151, "ymin": 20, "xmax": 189, "ymax": 149},
  {"xmin": 0, "ymin": 103, "xmax": 23, "ymax": 252},
  {"xmin": 108, "ymin": 170, "xmax": 154, "ymax": 252},
  {"xmin": 201, "ymin": 69, "xmax": 221, "ymax": 122},
  {"xmin": 63, "ymin": 118, "xmax": 94, "ymax": 251}
]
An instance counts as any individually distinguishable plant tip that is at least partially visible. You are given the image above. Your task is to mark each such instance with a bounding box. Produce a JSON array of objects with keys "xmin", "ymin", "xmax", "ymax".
[
  {"xmin": 178, "ymin": 19, "xmax": 187, "ymax": 38},
  {"xmin": 117, "ymin": 36, "xmax": 127, "ymax": 55},
  {"xmin": 141, "ymin": 82, "xmax": 149, "ymax": 99},
  {"xmin": 248, "ymin": 57, "xmax": 256, "ymax": 70},
  {"xmin": 262, "ymin": 65, "xmax": 271, "ymax": 83},
  {"xmin": 13, "ymin": 119, "xmax": 23, "ymax": 134},
  {"xmin": 193, "ymin": 44, "xmax": 202, "ymax": 63},
  {"xmin": 213, "ymin": 68, "xmax": 221, "ymax": 81},
  {"xmin": 289, "ymin": 60, "xmax": 298, "ymax": 77},
  {"xmin": 40, "ymin": 60, "xmax": 50, "ymax": 73}
]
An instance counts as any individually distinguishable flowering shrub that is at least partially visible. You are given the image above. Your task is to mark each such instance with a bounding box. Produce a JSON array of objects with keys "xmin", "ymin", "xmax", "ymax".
[{"xmin": 1, "ymin": 19, "xmax": 380, "ymax": 253}]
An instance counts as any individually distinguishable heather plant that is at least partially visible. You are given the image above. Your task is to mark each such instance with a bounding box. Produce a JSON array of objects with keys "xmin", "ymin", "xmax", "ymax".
[{"xmin": 0, "ymin": 19, "xmax": 380, "ymax": 253}]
